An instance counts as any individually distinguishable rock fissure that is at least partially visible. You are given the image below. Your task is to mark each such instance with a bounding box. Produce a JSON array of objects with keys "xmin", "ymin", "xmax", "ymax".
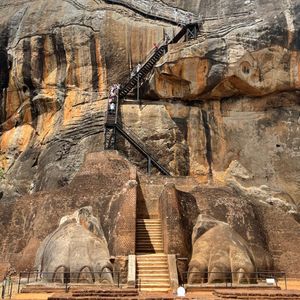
[{"xmin": 201, "ymin": 109, "xmax": 213, "ymax": 178}]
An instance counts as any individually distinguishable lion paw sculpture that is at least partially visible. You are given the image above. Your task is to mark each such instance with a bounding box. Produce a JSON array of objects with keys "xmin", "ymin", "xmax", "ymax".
[
  {"xmin": 35, "ymin": 206, "xmax": 113, "ymax": 284},
  {"xmin": 188, "ymin": 215, "xmax": 271, "ymax": 284}
]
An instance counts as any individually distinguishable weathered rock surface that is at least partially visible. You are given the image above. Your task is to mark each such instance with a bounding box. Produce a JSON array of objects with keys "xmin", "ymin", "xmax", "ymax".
[
  {"xmin": 149, "ymin": 0, "xmax": 300, "ymax": 99},
  {"xmin": 0, "ymin": 0, "xmax": 299, "ymax": 208},
  {"xmin": 0, "ymin": 151, "xmax": 137, "ymax": 278},
  {"xmin": 35, "ymin": 206, "xmax": 113, "ymax": 284},
  {"xmin": 0, "ymin": 0, "xmax": 299, "ymax": 281},
  {"xmin": 0, "ymin": 0, "xmax": 175, "ymax": 201},
  {"xmin": 188, "ymin": 215, "xmax": 270, "ymax": 284},
  {"xmin": 159, "ymin": 183, "xmax": 300, "ymax": 276}
]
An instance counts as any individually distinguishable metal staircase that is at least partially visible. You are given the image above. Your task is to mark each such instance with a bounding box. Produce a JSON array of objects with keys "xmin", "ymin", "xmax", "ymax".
[
  {"xmin": 104, "ymin": 24, "xmax": 200, "ymax": 175},
  {"xmin": 119, "ymin": 25, "xmax": 189, "ymax": 100},
  {"xmin": 106, "ymin": 121, "xmax": 171, "ymax": 176}
]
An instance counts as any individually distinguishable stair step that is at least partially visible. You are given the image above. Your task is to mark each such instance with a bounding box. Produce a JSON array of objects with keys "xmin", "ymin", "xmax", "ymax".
[
  {"xmin": 136, "ymin": 230, "xmax": 162, "ymax": 232},
  {"xmin": 136, "ymin": 225, "xmax": 161, "ymax": 227},
  {"xmin": 136, "ymin": 233, "xmax": 162, "ymax": 235},
  {"xmin": 136, "ymin": 258, "xmax": 167, "ymax": 261},
  {"xmin": 137, "ymin": 273, "xmax": 169, "ymax": 277},
  {"xmin": 136, "ymin": 248, "xmax": 163, "ymax": 251},
  {"xmin": 136, "ymin": 228, "xmax": 162, "ymax": 231},
  {"xmin": 138, "ymin": 261, "xmax": 168, "ymax": 268},
  {"xmin": 136, "ymin": 246, "xmax": 163, "ymax": 249},
  {"xmin": 136, "ymin": 244, "xmax": 164, "ymax": 247},
  {"xmin": 136, "ymin": 254, "xmax": 167, "ymax": 258},
  {"xmin": 137, "ymin": 219, "xmax": 161, "ymax": 222},
  {"xmin": 137, "ymin": 260, "xmax": 168, "ymax": 263},
  {"xmin": 140, "ymin": 288, "xmax": 170, "ymax": 292},
  {"xmin": 136, "ymin": 238, "xmax": 162, "ymax": 240},
  {"xmin": 136, "ymin": 240, "xmax": 163, "ymax": 243},
  {"xmin": 137, "ymin": 260, "xmax": 167, "ymax": 264},
  {"xmin": 136, "ymin": 225, "xmax": 161, "ymax": 228},
  {"xmin": 136, "ymin": 242, "xmax": 163, "ymax": 244},
  {"xmin": 136, "ymin": 241, "xmax": 162, "ymax": 244},
  {"xmin": 136, "ymin": 237, "xmax": 162, "ymax": 240},
  {"xmin": 136, "ymin": 234, "xmax": 162, "ymax": 237},
  {"xmin": 137, "ymin": 219, "xmax": 161, "ymax": 221},
  {"xmin": 136, "ymin": 235, "xmax": 162, "ymax": 237},
  {"xmin": 138, "ymin": 282, "xmax": 170, "ymax": 287},
  {"xmin": 136, "ymin": 228, "xmax": 161, "ymax": 230},
  {"xmin": 136, "ymin": 244, "xmax": 163, "ymax": 247},
  {"xmin": 137, "ymin": 271, "xmax": 168, "ymax": 276}
]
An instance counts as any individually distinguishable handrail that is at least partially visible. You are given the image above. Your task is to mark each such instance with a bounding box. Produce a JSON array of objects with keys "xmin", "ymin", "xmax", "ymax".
[
  {"xmin": 182, "ymin": 270, "xmax": 288, "ymax": 289},
  {"xmin": 114, "ymin": 122, "xmax": 170, "ymax": 176},
  {"xmin": 118, "ymin": 24, "xmax": 190, "ymax": 97}
]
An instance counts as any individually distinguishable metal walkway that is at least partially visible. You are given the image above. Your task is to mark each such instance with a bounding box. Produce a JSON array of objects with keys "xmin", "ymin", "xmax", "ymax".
[{"xmin": 104, "ymin": 23, "xmax": 200, "ymax": 175}]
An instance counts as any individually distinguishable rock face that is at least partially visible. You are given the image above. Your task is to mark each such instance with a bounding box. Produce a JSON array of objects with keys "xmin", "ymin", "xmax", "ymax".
[
  {"xmin": 149, "ymin": 0, "xmax": 300, "ymax": 99},
  {"xmin": 35, "ymin": 206, "xmax": 113, "ymax": 284},
  {"xmin": 188, "ymin": 215, "xmax": 270, "ymax": 284},
  {"xmin": 0, "ymin": 0, "xmax": 299, "ymax": 206},
  {"xmin": 0, "ymin": 0, "xmax": 299, "ymax": 281}
]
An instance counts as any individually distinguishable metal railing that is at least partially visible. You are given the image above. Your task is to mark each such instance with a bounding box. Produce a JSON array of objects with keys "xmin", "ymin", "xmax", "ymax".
[
  {"xmin": 115, "ymin": 121, "xmax": 171, "ymax": 175},
  {"xmin": 182, "ymin": 271, "xmax": 288, "ymax": 289},
  {"xmin": 1, "ymin": 270, "xmax": 124, "ymax": 299},
  {"xmin": 1, "ymin": 277, "xmax": 13, "ymax": 299}
]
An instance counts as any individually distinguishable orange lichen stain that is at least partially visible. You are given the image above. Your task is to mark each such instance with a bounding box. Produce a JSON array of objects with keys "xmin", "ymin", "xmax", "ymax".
[
  {"xmin": 18, "ymin": 125, "xmax": 34, "ymax": 152},
  {"xmin": 43, "ymin": 36, "xmax": 57, "ymax": 86},
  {"xmin": 5, "ymin": 89, "xmax": 22, "ymax": 119},
  {"xmin": 37, "ymin": 111, "xmax": 56, "ymax": 143},
  {"xmin": 62, "ymin": 91, "xmax": 86, "ymax": 126},
  {"xmin": 22, "ymin": 106, "xmax": 33, "ymax": 124},
  {"xmin": 95, "ymin": 36, "xmax": 106, "ymax": 97},
  {"xmin": 290, "ymin": 51, "xmax": 300, "ymax": 88},
  {"xmin": 0, "ymin": 125, "xmax": 34, "ymax": 169},
  {"xmin": 155, "ymin": 57, "xmax": 209, "ymax": 99}
]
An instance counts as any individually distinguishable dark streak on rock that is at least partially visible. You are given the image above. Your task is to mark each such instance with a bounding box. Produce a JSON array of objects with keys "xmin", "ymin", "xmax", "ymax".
[
  {"xmin": 292, "ymin": 3, "xmax": 300, "ymax": 50},
  {"xmin": 50, "ymin": 31, "xmax": 67, "ymax": 100},
  {"xmin": 0, "ymin": 28, "xmax": 10, "ymax": 126},
  {"xmin": 201, "ymin": 109, "xmax": 213, "ymax": 177},
  {"xmin": 69, "ymin": 45, "xmax": 78, "ymax": 87},
  {"xmin": 90, "ymin": 34, "xmax": 99, "ymax": 92},
  {"xmin": 36, "ymin": 36, "xmax": 45, "ymax": 85},
  {"xmin": 22, "ymin": 39, "xmax": 38, "ymax": 125}
]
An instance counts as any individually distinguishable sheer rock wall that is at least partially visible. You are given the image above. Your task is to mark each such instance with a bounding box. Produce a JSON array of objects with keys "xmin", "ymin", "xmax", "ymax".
[{"xmin": 0, "ymin": 0, "xmax": 299, "ymax": 278}]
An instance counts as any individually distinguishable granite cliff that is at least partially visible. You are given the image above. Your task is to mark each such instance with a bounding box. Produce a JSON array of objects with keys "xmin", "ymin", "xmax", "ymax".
[{"xmin": 0, "ymin": 0, "xmax": 299, "ymax": 281}]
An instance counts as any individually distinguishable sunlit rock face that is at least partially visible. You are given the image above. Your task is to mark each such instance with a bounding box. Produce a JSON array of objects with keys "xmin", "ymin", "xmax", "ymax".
[
  {"xmin": 0, "ymin": 0, "xmax": 299, "ymax": 280},
  {"xmin": 0, "ymin": 0, "xmax": 299, "ymax": 207},
  {"xmin": 0, "ymin": 0, "xmax": 174, "ymax": 201},
  {"xmin": 35, "ymin": 206, "xmax": 114, "ymax": 284},
  {"xmin": 149, "ymin": 0, "xmax": 300, "ymax": 100}
]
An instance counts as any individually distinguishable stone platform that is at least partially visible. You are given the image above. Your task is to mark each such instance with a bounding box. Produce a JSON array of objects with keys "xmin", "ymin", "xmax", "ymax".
[{"xmin": 213, "ymin": 288, "xmax": 300, "ymax": 299}]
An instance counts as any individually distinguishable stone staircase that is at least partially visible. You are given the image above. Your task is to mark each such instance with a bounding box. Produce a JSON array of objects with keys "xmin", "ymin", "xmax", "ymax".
[
  {"xmin": 136, "ymin": 219, "xmax": 170, "ymax": 292},
  {"xmin": 136, "ymin": 219, "xmax": 163, "ymax": 253},
  {"xmin": 136, "ymin": 254, "xmax": 170, "ymax": 292}
]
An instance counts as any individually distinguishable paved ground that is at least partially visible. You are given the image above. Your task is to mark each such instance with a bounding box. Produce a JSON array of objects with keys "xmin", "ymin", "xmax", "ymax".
[{"xmin": 7, "ymin": 280, "xmax": 300, "ymax": 300}]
